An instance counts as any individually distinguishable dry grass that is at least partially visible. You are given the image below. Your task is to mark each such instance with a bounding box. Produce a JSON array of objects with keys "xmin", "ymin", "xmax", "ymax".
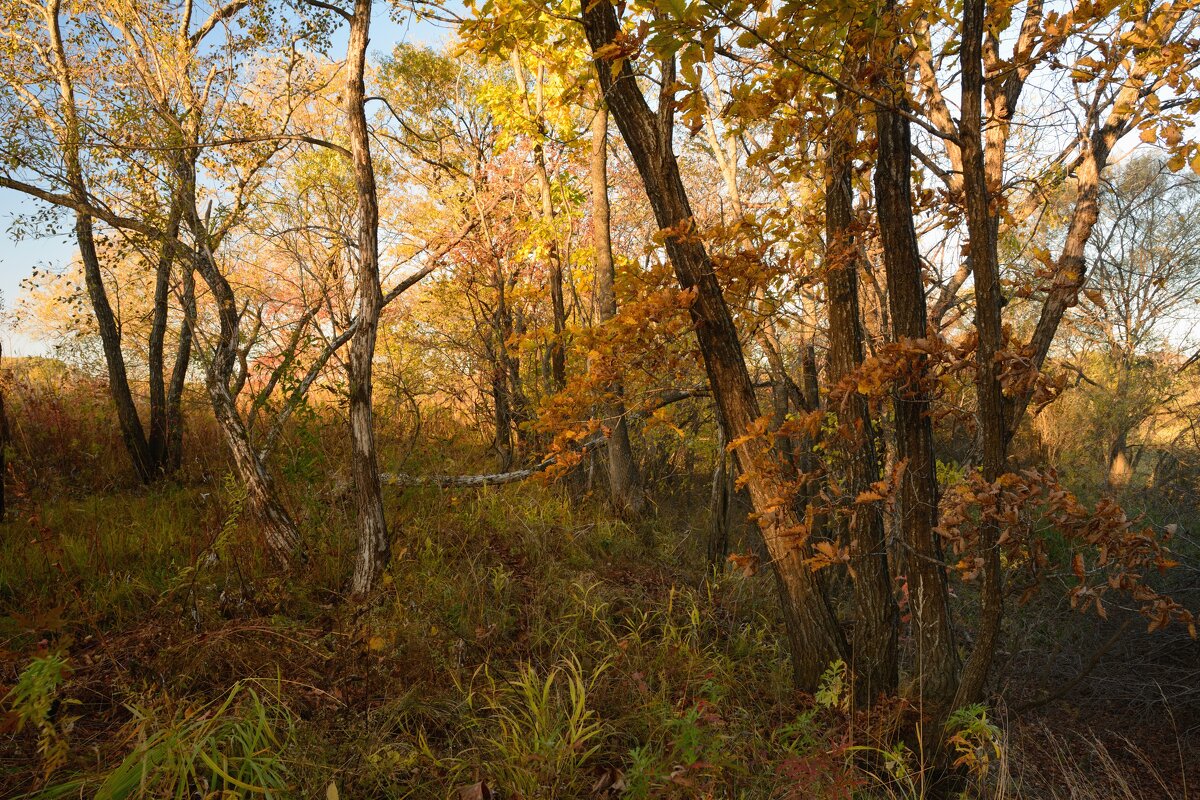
[{"xmin": 1, "ymin": 371, "xmax": 1197, "ymax": 799}]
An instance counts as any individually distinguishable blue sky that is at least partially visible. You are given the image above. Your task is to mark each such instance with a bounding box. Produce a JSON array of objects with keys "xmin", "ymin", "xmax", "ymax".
[{"xmin": 0, "ymin": 3, "xmax": 454, "ymax": 357}]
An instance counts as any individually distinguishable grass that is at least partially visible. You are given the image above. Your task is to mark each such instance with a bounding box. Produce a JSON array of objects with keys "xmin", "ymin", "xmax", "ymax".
[
  {"xmin": 0, "ymin": 465, "xmax": 864, "ymax": 798},
  {"xmin": 0, "ymin": 377, "xmax": 1195, "ymax": 798}
]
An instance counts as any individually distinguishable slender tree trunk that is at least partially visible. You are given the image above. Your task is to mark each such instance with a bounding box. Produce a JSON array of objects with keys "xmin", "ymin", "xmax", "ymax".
[
  {"xmin": 147, "ymin": 201, "xmax": 184, "ymax": 469},
  {"xmin": 75, "ymin": 215, "xmax": 158, "ymax": 482},
  {"xmin": 708, "ymin": 420, "xmax": 734, "ymax": 566},
  {"xmin": 873, "ymin": 19, "xmax": 960, "ymax": 713},
  {"xmin": 582, "ymin": 0, "xmax": 846, "ymax": 689},
  {"xmin": 491, "ymin": 340, "xmax": 514, "ymax": 469},
  {"xmin": 591, "ymin": 100, "xmax": 645, "ymax": 515},
  {"xmin": 46, "ymin": 0, "xmax": 163, "ymax": 484},
  {"xmin": 954, "ymin": 0, "xmax": 1008, "ymax": 709},
  {"xmin": 1003, "ymin": 11, "xmax": 1165, "ymax": 439},
  {"xmin": 1005, "ymin": 145, "xmax": 1106, "ymax": 438},
  {"xmin": 346, "ymin": 0, "xmax": 391, "ymax": 596},
  {"xmin": 824, "ymin": 78, "xmax": 898, "ymax": 706},
  {"xmin": 180, "ymin": 159, "xmax": 303, "ymax": 566},
  {"xmin": 165, "ymin": 263, "xmax": 195, "ymax": 474},
  {"xmin": 513, "ymin": 53, "xmax": 567, "ymax": 393}
]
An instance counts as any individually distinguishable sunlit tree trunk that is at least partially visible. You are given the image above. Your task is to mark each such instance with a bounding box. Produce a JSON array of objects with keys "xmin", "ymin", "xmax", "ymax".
[
  {"xmin": 165, "ymin": 264, "xmax": 195, "ymax": 474},
  {"xmin": 147, "ymin": 201, "xmax": 186, "ymax": 472},
  {"xmin": 178, "ymin": 157, "xmax": 303, "ymax": 566},
  {"xmin": 346, "ymin": 0, "xmax": 391, "ymax": 595},
  {"xmin": 591, "ymin": 99, "xmax": 645, "ymax": 514}
]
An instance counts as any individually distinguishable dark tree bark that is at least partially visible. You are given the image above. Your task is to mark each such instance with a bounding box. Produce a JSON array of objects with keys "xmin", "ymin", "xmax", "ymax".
[
  {"xmin": 75, "ymin": 215, "xmax": 157, "ymax": 480},
  {"xmin": 166, "ymin": 263, "xmax": 195, "ymax": 474},
  {"xmin": 491, "ymin": 343, "xmax": 515, "ymax": 469},
  {"xmin": 872, "ymin": 16, "xmax": 960, "ymax": 712},
  {"xmin": 954, "ymin": 0, "xmax": 1007, "ymax": 709},
  {"xmin": 707, "ymin": 419, "xmax": 734, "ymax": 566},
  {"xmin": 591, "ymin": 100, "xmax": 645, "ymax": 515},
  {"xmin": 45, "ymin": 0, "xmax": 191, "ymax": 485},
  {"xmin": 581, "ymin": 0, "xmax": 845, "ymax": 689},
  {"xmin": 824, "ymin": 77, "xmax": 898, "ymax": 706},
  {"xmin": 346, "ymin": 0, "xmax": 391, "ymax": 595}
]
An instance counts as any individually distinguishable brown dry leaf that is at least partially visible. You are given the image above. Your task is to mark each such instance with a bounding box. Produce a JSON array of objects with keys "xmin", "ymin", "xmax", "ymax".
[
  {"xmin": 458, "ymin": 781, "xmax": 493, "ymax": 800},
  {"xmin": 727, "ymin": 552, "xmax": 759, "ymax": 577},
  {"xmin": 591, "ymin": 766, "xmax": 627, "ymax": 795}
]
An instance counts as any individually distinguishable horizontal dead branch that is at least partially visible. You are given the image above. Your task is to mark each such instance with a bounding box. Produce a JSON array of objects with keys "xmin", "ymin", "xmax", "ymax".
[
  {"xmin": 376, "ymin": 381, "xmax": 773, "ymax": 490},
  {"xmin": 379, "ymin": 432, "xmax": 603, "ymax": 488}
]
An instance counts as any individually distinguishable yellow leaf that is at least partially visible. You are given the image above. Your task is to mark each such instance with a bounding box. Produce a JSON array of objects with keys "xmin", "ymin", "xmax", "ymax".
[
  {"xmin": 367, "ymin": 636, "xmax": 386, "ymax": 651},
  {"xmin": 327, "ymin": 783, "xmax": 340, "ymax": 800}
]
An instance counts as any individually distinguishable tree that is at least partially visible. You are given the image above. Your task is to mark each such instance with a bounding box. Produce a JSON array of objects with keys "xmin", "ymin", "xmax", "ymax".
[
  {"xmin": 590, "ymin": 97, "xmax": 646, "ymax": 514},
  {"xmin": 0, "ymin": 0, "xmax": 198, "ymax": 483},
  {"xmin": 1038, "ymin": 158, "xmax": 1200, "ymax": 489},
  {"xmin": 340, "ymin": 0, "xmax": 392, "ymax": 595},
  {"xmin": 580, "ymin": 0, "xmax": 846, "ymax": 689}
]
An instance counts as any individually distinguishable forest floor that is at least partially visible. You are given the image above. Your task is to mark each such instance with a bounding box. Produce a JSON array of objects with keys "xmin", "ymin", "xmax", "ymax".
[{"xmin": 0, "ymin": 470, "xmax": 1197, "ymax": 799}]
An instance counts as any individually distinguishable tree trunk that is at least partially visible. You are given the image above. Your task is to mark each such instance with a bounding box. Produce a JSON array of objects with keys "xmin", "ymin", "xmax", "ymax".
[
  {"xmin": 824, "ymin": 78, "xmax": 898, "ymax": 706},
  {"xmin": 954, "ymin": 0, "xmax": 1008, "ymax": 709},
  {"xmin": 180, "ymin": 158, "xmax": 303, "ymax": 567},
  {"xmin": 75, "ymin": 214, "xmax": 159, "ymax": 482},
  {"xmin": 582, "ymin": 0, "xmax": 846, "ymax": 689},
  {"xmin": 46, "ymin": 0, "xmax": 165, "ymax": 484},
  {"xmin": 147, "ymin": 201, "xmax": 184, "ymax": 470},
  {"xmin": 491, "ymin": 350, "xmax": 514, "ymax": 470},
  {"xmin": 165, "ymin": 263, "xmax": 195, "ymax": 474},
  {"xmin": 873, "ymin": 20, "xmax": 960, "ymax": 712},
  {"xmin": 1106, "ymin": 431, "xmax": 1134, "ymax": 490},
  {"xmin": 513, "ymin": 53, "xmax": 567, "ymax": 393},
  {"xmin": 346, "ymin": 0, "xmax": 391, "ymax": 596},
  {"xmin": 591, "ymin": 99, "xmax": 645, "ymax": 515},
  {"xmin": 707, "ymin": 420, "xmax": 734, "ymax": 566}
]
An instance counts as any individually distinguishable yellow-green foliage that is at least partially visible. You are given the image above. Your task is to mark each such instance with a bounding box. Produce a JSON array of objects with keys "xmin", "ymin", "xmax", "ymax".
[
  {"xmin": 35, "ymin": 681, "xmax": 295, "ymax": 800},
  {"xmin": 5, "ymin": 653, "xmax": 76, "ymax": 780}
]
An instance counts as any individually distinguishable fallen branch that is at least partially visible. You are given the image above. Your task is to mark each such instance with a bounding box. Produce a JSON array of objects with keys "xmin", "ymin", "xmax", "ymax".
[
  {"xmin": 376, "ymin": 381, "xmax": 775, "ymax": 490},
  {"xmin": 379, "ymin": 431, "xmax": 606, "ymax": 488}
]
